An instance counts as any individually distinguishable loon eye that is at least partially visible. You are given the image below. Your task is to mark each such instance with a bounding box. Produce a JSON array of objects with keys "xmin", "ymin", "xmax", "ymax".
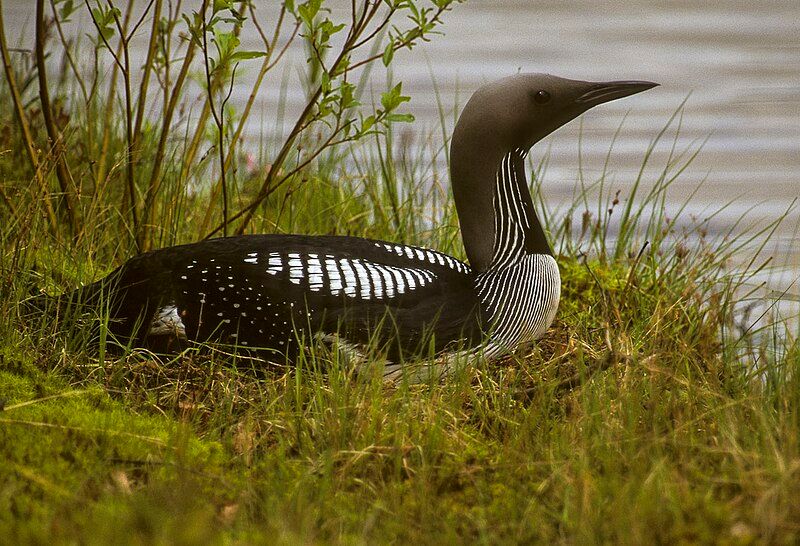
[{"xmin": 532, "ymin": 90, "xmax": 551, "ymax": 104}]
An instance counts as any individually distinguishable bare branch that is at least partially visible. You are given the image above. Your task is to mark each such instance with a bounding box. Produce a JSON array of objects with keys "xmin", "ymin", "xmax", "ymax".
[
  {"xmin": 36, "ymin": 0, "xmax": 78, "ymax": 235},
  {"xmin": 0, "ymin": 0, "xmax": 58, "ymax": 233}
]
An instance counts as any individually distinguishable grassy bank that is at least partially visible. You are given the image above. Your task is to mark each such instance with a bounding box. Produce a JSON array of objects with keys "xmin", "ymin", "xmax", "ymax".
[
  {"xmin": 3, "ymin": 122, "xmax": 799, "ymax": 543},
  {"xmin": 2, "ymin": 1, "xmax": 799, "ymax": 544}
]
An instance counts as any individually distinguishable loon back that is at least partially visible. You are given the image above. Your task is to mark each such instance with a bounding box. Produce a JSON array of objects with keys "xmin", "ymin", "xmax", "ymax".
[{"xmin": 38, "ymin": 74, "xmax": 657, "ymax": 369}]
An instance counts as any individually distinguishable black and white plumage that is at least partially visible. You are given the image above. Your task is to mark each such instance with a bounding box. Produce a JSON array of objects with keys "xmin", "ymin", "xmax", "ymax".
[
  {"xmin": 474, "ymin": 148, "xmax": 561, "ymax": 357},
  {"xmin": 80, "ymin": 235, "xmax": 483, "ymax": 364},
  {"xmin": 35, "ymin": 74, "xmax": 657, "ymax": 373}
]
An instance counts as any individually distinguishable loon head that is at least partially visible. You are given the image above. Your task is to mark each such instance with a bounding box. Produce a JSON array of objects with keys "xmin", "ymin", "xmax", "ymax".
[
  {"xmin": 453, "ymin": 73, "xmax": 658, "ymax": 153},
  {"xmin": 450, "ymin": 73, "xmax": 658, "ymax": 272}
]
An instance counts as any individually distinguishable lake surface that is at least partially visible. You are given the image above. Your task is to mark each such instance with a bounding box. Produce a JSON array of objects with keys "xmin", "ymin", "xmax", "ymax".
[{"xmin": 3, "ymin": 0, "xmax": 798, "ymax": 294}]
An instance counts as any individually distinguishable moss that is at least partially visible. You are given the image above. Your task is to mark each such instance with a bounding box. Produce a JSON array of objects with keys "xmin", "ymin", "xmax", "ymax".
[{"xmin": 0, "ymin": 357, "xmax": 231, "ymax": 544}]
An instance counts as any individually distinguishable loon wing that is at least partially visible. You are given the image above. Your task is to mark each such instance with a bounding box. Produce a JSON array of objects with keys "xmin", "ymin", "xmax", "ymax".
[{"xmin": 96, "ymin": 234, "xmax": 482, "ymax": 360}]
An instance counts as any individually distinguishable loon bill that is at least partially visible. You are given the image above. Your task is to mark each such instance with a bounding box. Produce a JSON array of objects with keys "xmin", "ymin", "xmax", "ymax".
[{"xmin": 33, "ymin": 74, "xmax": 657, "ymax": 370}]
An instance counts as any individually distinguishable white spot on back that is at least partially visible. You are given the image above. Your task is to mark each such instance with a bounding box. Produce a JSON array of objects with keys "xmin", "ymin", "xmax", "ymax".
[
  {"xmin": 400, "ymin": 269, "xmax": 417, "ymax": 289},
  {"xmin": 339, "ymin": 259, "xmax": 357, "ymax": 297},
  {"xmin": 267, "ymin": 253, "xmax": 283, "ymax": 276},
  {"xmin": 326, "ymin": 258, "xmax": 342, "ymax": 295},
  {"xmin": 351, "ymin": 260, "xmax": 372, "ymax": 299},
  {"xmin": 307, "ymin": 255, "xmax": 324, "ymax": 291},
  {"xmin": 363, "ymin": 262, "xmax": 384, "ymax": 298},
  {"xmin": 288, "ymin": 254, "xmax": 304, "ymax": 285},
  {"xmin": 389, "ymin": 268, "xmax": 406, "ymax": 294},
  {"xmin": 376, "ymin": 265, "xmax": 395, "ymax": 298}
]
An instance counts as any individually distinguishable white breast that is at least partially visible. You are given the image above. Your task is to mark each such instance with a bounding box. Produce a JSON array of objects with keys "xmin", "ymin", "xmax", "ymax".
[{"xmin": 475, "ymin": 253, "xmax": 561, "ymax": 354}]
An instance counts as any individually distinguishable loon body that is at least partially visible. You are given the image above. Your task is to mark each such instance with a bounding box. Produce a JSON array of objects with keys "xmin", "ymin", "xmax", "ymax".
[{"xmin": 44, "ymin": 74, "xmax": 657, "ymax": 369}]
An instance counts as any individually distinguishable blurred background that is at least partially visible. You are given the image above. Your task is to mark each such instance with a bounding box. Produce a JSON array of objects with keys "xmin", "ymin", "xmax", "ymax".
[{"xmin": 2, "ymin": 0, "xmax": 798, "ymax": 287}]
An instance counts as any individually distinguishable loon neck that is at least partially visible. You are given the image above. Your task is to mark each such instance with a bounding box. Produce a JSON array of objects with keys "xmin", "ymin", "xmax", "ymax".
[
  {"xmin": 486, "ymin": 148, "xmax": 552, "ymax": 270},
  {"xmin": 451, "ymin": 140, "xmax": 551, "ymax": 273}
]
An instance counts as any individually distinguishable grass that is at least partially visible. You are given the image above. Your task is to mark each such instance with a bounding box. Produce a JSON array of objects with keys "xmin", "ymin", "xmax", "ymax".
[{"xmin": 2, "ymin": 2, "xmax": 800, "ymax": 543}]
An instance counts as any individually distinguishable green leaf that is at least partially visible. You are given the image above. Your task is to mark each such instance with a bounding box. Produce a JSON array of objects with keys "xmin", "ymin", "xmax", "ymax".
[
  {"xmin": 339, "ymin": 81, "xmax": 357, "ymax": 110},
  {"xmin": 318, "ymin": 19, "xmax": 345, "ymax": 43},
  {"xmin": 181, "ymin": 14, "xmax": 197, "ymax": 45},
  {"xmin": 297, "ymin": 0, "xmax": 322, "ymax": 27},
  {"xmin": 230, "ymin": 50, "xmax": 268, "ymax": 62},
  {"xmin": 318, "ymin": 101, "xmax": 332, "ymax": 118},
  {"xmin": 229, "ymin": 7, "xmax": 246, "ymax": 23},
  {"xmin": 213, "ymin": 0, "xmax": 234, "ymax": 13},
  {"xmin": 361, "ymin": 115, "xmax": 376, "ymax": 133},
  {"xmin": 90, "ymin": 7, "xmax": 116, "ymax": 41},
  {"xmin": 58, "ymin": 0, "xmax": 77, "ymax": 22},
  {"xmin": 380, "ymin": 82, "xmax": 410, "ymax": 112},
  {"xmin": 331, "ymin": 55, "xmax": 350, "ymax": 77},
  {"xmin": 386, "ymin": 113, "xmax": 415, "ymax": 123},
  {"xmin": 382, "ymin": 42, "xmax": 394, "ymax": 67},
  {"xmin": 320, "ymin": 71, "xmax": 331, "ymax": 94},
  {"xmin": 213, "ymin": 29, "xmax": 240, "ymax": 58}
]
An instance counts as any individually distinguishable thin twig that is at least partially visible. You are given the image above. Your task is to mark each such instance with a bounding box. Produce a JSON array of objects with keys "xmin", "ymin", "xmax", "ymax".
[
  {"xmin": 107, "ymin": 0, "xmax": 141, "ymax": 251},
  {"xmin": 36, "ymin": 0, "xmax": 78, "ymax": 235},
  {"xmin": 48, "ymin": 0, "xmax": 88, "ymax": 102},
  {"xmin": 132, "ymin": 0, "xmax": 163, "ymax": 152},
  {"xmin": 1, "ymin": 390, "xmax": 93, "ymax": 411},
  {"xmin": 201, "ymin": 0, "xmax": 229, "ymax": 236},
  {"xmin": 351, "ymin": 2, "xmax": 391, "ymax": 50},
  {"xmin": 84, "ymin": 0, "xmax": 124, "ymax": 70},
  {"xmin": 141, "ymin": 28, "xmax": 198, "ymax": 249},
  {"xmin": 205, "ymin": 121, "xmax": 353, "ymax": 239},
  {"xmin": 198, "ymin": 5, "xmax": 298, "ymax": 236},
  {"xmin": 0, "ymin": 417, "xmax": 167, "ymax": 446},
  {"xmin": 0, "ymin": 0, "xmax": 59, "ymax": 233},
  {"xmin": 125, "ymin": 0, "xmax": 156, "ymax": 38}
]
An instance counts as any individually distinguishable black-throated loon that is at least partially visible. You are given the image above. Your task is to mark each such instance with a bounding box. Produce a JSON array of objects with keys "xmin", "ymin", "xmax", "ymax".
[{"xmin": 34, "ymin": 74, "xmax": 657, "ymax": 372}]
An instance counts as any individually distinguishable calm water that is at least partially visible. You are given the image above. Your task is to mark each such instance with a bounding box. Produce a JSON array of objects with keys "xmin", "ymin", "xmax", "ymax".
[{"xmin": 3, "ymin": 1, "xmax": 799, "ymax": 293}]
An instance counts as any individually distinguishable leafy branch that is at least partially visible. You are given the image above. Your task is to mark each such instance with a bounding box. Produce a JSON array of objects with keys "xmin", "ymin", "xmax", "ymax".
[{"xmin": 204, "ymin": 0, "xmax": 458, "ymax": 238}]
